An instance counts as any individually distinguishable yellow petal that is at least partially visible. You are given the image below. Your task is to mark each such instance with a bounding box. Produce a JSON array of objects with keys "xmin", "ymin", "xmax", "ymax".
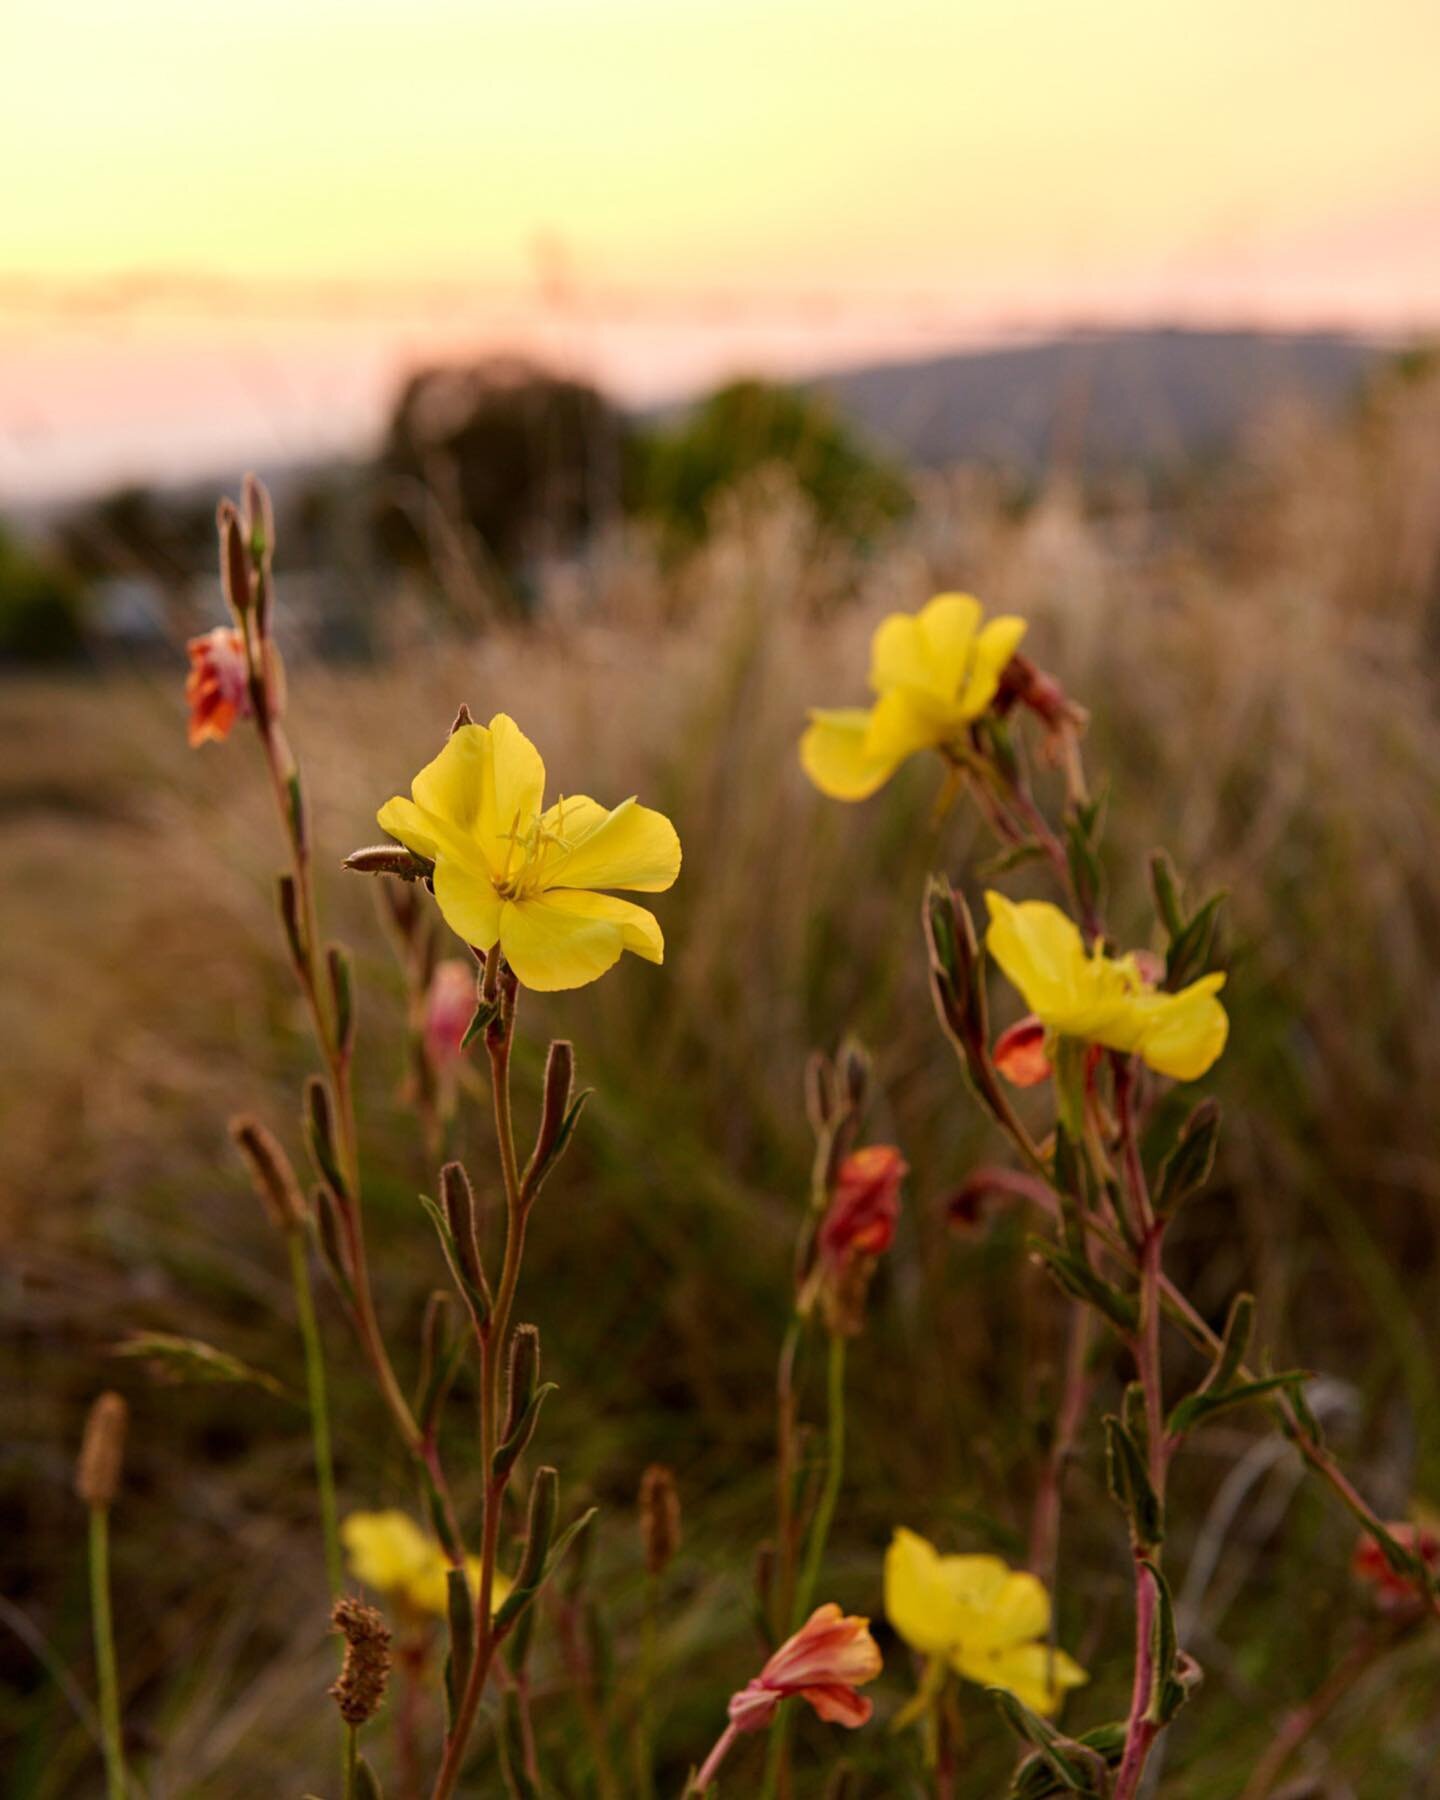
[
  {"xmin": 377, "ymin": 795, "xmax": 484, "ymax": 871},
  {"xmin": 937, "ymin": 1553, "xmax": 1011, "ymax": 1614},
  {"xmin": 541, "ymin": 795, "xmax": 682, "ymax": 894},
  {"xmin": 433, "ymin": 857, "xmax": 503, "ymax": 952},
  {"xmin": 862, "ymin": 687, "xmax": 949, "ymax": 761},
  {"xmin": 341, "ymin": 1510, "xmax": 433, "ymax": 1595},
  {"xmin": 800, "ymin": 708, "xmax": 901, "ymax": 801},
  {"xmin": 955, "ymin": 615, "xmax": 1027, "ymax": 717},
  {"xmin": 969, "ymin": 1571, "xmax": 1051, "ymax": 1650},
  {"xmin": 984, "ymin": 891, "xmax": 1091, "ymax": 1017},
  {"xmin": 870, "ymin": 594, "xmax": 983, "ymax": 700},
  {"xmin": 479, "ymin": 714, "xmax": 547, "ymax": 864},
  {"xmin": 1132, "ymin": 974, "xmax": 1229, "ymax": 1081},
  {"xmin": 885, "ymin": 1528, "xmax": 964, "ymax": 1656},
  {"xmin": 953, "ymin": 1641, "xmax": 1088, "ymax": 1716},
  {"xmin": 499, "ymin": 890, "xmax": 664, "ymax": 991},
  {"xmin": 411, "ymin": 723, "xmax": 493, "ymax": 835}
]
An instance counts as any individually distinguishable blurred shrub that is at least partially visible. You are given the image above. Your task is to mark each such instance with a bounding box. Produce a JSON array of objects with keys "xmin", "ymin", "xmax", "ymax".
[
  {"xmin": 632, "ymin": 377, "xmax": 912, "ymax": 548},
  {"xmin": 374, "ymin": 356, "xmax": 629, "ymax": 596},
  {"xmin": 0, "ymin": 523, "xmax": 88, "ymax": 662}
]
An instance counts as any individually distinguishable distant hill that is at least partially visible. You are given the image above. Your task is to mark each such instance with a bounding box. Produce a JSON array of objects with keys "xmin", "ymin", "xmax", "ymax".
[{"xmin": 801, "ymin": 328, "xmax": 1382, "ymax": 472}]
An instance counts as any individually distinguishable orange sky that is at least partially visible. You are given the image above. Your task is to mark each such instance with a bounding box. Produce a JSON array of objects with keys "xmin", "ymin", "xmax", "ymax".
[{"xmin": 3, "ymin": 0, "xmax": 1439, "ymax": 497}]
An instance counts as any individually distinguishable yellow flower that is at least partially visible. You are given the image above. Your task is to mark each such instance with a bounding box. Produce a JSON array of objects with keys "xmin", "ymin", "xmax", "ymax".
[
  {"xmin": 377, "ymin": 714, "xmax": 681, "ymax": 992},
  {"xmin": 984, "ymin": 891, "xmax": 1227, "ymax": 1082},
  {"xmin": 341, "ymin": 1510, "xmax": 510, "ymax": 1618},
  {"xmin": 884, "ymin": 1528, "xmax": 1087, "ymax": 1717},
  {"xmin": 800, "ymin": 593, "xmax": 1027, "ymax": 800}
]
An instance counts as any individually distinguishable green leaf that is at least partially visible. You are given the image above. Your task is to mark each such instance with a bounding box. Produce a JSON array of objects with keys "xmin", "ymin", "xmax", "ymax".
[
  {"xmin": 989, "ymin": 1689, "xmax": 1108, "ymax": 1793},
  {"xmin": 1010, "ymin": 1724, "xmax": 1126, "ymax": 1799},
  {"xmin": 1165, "ymin": 890, "xmax": 1226, "ymax": 989},
  {"xmin": 1155, "ymin": 1098, "xmax": 1221, "ymax": 1214},
  {"xmin": 1148, "ymin": 850, "xmax": 1185, "ymax": 939},
  {"xmin": 113, "ymin": 1332, "xmax": 287, "ymax": 1400},
  {"xmin": 1104, "ymin": 1414, "xmax": 1164, "ymax": 1547},
  {"xmin": 354, "ymin": 1755, "xmax": 384, "ymax": 1800},
  {"xmin": 493, "ymin": 1502, "xmax": 599, "ymax": 1637},
  {"xmin": 1030, "ymin": 1238, "xmax": 1139, "ymax": 1334},
  {"xmin": 420, "ymin": 1194, "xmax": 491, "ymax": 1324},
  {"xmin": 1167, "ymin": 1371, "xmax": 1313, "ymax": 1437},
  {"xmin": 978, "ymin": 840, "xmax": 1050, "ymax": 881}
]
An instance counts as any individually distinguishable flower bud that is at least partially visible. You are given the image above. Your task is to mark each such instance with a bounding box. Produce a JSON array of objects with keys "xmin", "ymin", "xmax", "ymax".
[
  {"xmin": 449, "ymin": 703, "xmax": 475, "ymax": 738},
  {"xmin": 819, "ymin": 1146, "xmax": 906, "ymax": 1271},
  {"xmin": 344, "ymin": 843, "xmax": 435, "ymax": 881},
  {"xmin": 329, "ymin": 1597, "xmax": 392, "ymax": 1725},
  {"xmin": 638, "ymin": 1463, "xmax": 682, "ymax": 1577},
  {"xmin": 217, "ymin": 502, "xmax": 253, "ymax": 624},
  {"xmin": 76, "ymin": 1391, "xmax": 128, "ymax": 1508},
  {"xmin": 439, "ymin": 1160, "xmax": 490, "ymax": 1320},
  {"xmin": 501, "ymin": 1324, "xmax": 541, "ymax": 1447},
  {"xmin": 924, "ymin": 877, "xmax": 987, "ymax": 1050},
  {"xmin": 424, "ymin": 961, "xmax": 476, "ymax": 1073},
  {"xmin": 327, "ymin": 944, "xmax": 356, "ymax": 1060},
  {"xmin": 229, "ymin": 1113, "xmax": 307, "ymax": 1231},
  {"xmin": 304, "ymin": 1075, "xmax": 348, "ymax": 1200},
  {"xmin": 277, "ymin": 873, "xmax": 307, "ymax": 969},
  {"xmin": 512, "ymin": 1467, "xmax": 559, "ymax": 1595}
]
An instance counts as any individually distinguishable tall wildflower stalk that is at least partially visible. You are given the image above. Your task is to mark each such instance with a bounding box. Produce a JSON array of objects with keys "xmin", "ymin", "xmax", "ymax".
[
  {"xmin": 76, "ymin": 1392, "xmax": 129, "ymax": 1800},
  {"xmin": 803, "ymin": 593, "xmax": 1440, "ymax": 1792}
]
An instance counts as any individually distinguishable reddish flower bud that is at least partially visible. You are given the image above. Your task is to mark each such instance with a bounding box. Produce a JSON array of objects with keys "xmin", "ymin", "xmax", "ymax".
[
  {"xmin": 819, "ymin": 1145, "xmax": 906, "ymax": 1271},
  {"xmin": 185, "ymin": 627, "xmax": 251, "ymax": 746},
  {"xmin": 425, "ymin": 960, "xmax": 478, "ymax": 1072},
  {"xmin": 993, "ymin": 1015, "xmax": 1052, "ymax": 1087}
]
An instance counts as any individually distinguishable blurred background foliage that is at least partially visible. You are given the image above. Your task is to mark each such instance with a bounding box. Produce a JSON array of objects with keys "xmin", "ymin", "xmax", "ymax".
[{"xmin": 3, "ymin": 349, "xmax": 1440, "ymax": 1796}]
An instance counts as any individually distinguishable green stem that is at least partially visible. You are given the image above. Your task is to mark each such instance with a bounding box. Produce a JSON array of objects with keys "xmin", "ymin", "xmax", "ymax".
[
  {"xmin": 633, "ymin": 1571, "xmax": 658, "ymax": 1798},
  {"xmin": 88, "ymin": 1505, "xmax": 126, "ymax": 1800},
  {"xmin": 761, "ymin": 1331, "xmax": 848, "ymax": 1800},
  {"xmin": 288, "ymin": 1226, "xmax": 342, "ymax": 1594},
  {"xmin": 344, "ymin": 1723, "xmax": 360, "ymax": 1800}
]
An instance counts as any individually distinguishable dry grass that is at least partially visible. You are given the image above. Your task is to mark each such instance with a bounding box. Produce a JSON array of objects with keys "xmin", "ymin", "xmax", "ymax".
[{"xmin": 5, "ymin": 368, "xmax": 1440, "ymax": 1796}]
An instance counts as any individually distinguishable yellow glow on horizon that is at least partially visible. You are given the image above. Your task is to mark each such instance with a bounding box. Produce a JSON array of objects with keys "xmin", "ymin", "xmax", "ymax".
[{"xmin": 4, "ymin": 0, "xmax": 1438, "ymax": 298}]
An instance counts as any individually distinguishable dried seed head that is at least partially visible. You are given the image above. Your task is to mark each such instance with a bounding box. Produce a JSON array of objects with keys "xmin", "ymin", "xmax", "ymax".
[
  {"xmin": 229, "ymin": 1114, "xmax": 307, "ymax": 1231},
  {"xmin": 638, "ymin": 1463, "xmax": 681, "ymax": 1576},
  {"xmin": 329, "ymin": 1596, "xmax": 392, "ymax": 1725},
  {"xmin": 76, "ymin": 1392, "xmax": 128, "ymax": 1508}
]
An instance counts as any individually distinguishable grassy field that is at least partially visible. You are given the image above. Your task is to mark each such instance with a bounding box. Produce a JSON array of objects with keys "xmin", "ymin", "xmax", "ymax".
[{"xmin": 5, "ymin": 367, "xmax": 1440, "ymax": 1797}]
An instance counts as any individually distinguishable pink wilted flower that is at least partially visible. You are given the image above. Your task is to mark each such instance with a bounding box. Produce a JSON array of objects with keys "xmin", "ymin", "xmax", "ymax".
[
  {"xmin": 993, "ymin": 1015, "xmax": 1052, "ymax": 1088},
  {"xmin": 1353, "ymin": 1523, "xmax": 1440, "ymax": 1610},
  {"xmin": 819, "ymin": 1145, "xmax": 906, "ymax": 1270},
  {"xmin": 727, "ymin": 1605, "xmax": 881, "ymax": 1733},
  {"xmin": 690, "ymin": 1605, "xmax": 881, "ymax": 1791},
  {"xmin": 424, "ymin": 960, "xmax": 477, "ymax": 1071},
  {"xmin": 185, "ymin": 627, "xmax": 251, "ymax": 746}
]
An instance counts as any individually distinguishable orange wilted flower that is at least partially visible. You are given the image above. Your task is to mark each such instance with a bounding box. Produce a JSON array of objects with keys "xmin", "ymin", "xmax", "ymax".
[
  {"xmin": 992, "ymin": 1015, "xmax": 1052, "ymax": 1088},
  {"xmin": 727, "ymin": 1604, "xmax": 882, "ymax": 1734},
  {"xmin": 820, "ymin": 1146, "xmax": 906, "ymax": 1270},
  {"xmin": 185, "ymin": 627, "xmax": 251, "ymax": 746},
  {"xmin": 1353, "ymin": 1524, "xmax": 1440, "ymax": 1610}
]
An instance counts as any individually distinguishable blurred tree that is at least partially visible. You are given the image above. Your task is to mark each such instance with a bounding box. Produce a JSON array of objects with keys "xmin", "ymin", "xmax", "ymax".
[
  {"xmin": 632, "ymin": 378, "xmax": 912, "ymax": 547},
  {"xmin": 0, "ymin": 522, "xmax": 89, "ymax": 662},
  {"xmin": 374, "ymin": 357, "xmax": 629, "ymax": 612}
]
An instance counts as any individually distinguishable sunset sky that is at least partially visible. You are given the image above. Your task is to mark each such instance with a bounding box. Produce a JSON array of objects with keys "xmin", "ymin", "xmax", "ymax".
[{"xmin": 4, "ymin": 0, "xmax": 1439, "ymax": 498}]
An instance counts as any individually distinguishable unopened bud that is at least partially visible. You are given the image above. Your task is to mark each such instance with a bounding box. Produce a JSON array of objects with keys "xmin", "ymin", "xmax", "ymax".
[
  {"xmin": 803, "ymin": 1050, "xmax": 834, "ymax": 1136},
  {"xmin": 278, "ymin": 873, "xmax": 307, "ymax": 969},
  {"xmin": 440, "ymin": 1161, "xmax": 489, "ymax": 1314},
  {"xmin": 242, "ymin": 474, "xmax": 276, "ymax": 637},
  {"xmin": 530, "ymin": 1040, "xmax": 574, "ymax": 1172},
  {"xmin": 512, "ymin": 1467, "xmax": 559, "ymax": 1594},
  {"xmin": 217, "ymin": 502, "xmax": 252, "ymax": 624},
  {"xmin": 313, "ymin": 1186, "xmax": 353, "ymax": 1295},
  {"xmin": 502, "ymin": 1324, "xmax": 541, "ymax": 1445},
  {"xmin": 76, "ymin": 1392, "xmax": 128, "ymax": 1508},
  {"xmin": 923, "ymin": 877, "xmax": 987, "ymax": 1049},
  {"xmin": 304, "ymin": 1076, "xmax": 348, "ymax": 1200},
  {"xmin": 327, "ymin": 944, "xmax": 356, "ymax": 1059},
  {"xmin": 638, "ymin": 1463, "xmax": 681, "ymax": 1576},
  {"xmin": 329, "ymin": 1597, "xmax": 391, "ymax": 1725},
  {"xmin": 229, "ymin": 1114, "xmax": 307, "ymax": 1230},
  {"xmin": 837, "ymin": 1036, "xmax": 870, "ymax": 1116},
  {"xmin": 344, "ymin": 843, "xmax": 435, "ymax": 882}
]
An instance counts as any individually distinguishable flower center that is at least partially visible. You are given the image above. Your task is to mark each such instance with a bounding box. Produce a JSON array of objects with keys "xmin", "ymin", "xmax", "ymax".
[{"xmin": 492, "ymin": 799, "xmax": 578, "ymax": 901}]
